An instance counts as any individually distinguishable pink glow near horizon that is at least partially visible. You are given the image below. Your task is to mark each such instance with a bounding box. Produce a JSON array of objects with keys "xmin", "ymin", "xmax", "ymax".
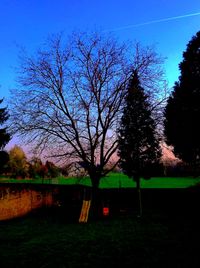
[{"xmin": 5, "ymin": 136, "xmax": 179, "ymax": 165}]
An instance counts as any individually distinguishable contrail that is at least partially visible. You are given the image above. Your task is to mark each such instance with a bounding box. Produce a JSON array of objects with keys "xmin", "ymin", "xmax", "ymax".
[{"xmin": 104, "ymin": 11, "xmax": 200, "ymax": 32}]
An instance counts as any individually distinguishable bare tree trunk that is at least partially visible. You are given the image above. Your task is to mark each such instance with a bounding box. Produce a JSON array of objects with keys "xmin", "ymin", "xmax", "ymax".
[
  {"xmin": 79, "ymin": 175, "xmax": 101, "ymax": 222},
  {"xmin": 90, "ymin": 176, "xmax": 101, "ymax": 220}
]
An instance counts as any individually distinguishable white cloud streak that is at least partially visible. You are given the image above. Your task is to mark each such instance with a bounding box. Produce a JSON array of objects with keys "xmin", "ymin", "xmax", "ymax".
[{"xmin": 104, "ymin": 12, "xmax": 200, "ymax": 32}]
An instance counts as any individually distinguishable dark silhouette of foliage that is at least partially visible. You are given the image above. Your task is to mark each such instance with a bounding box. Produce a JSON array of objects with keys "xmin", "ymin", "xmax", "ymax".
[
  {"xmin": 164, "ymin": 31, "xmax": 200, "ymax": 168},
  {"xmin": 0, "ymin": 98, "xmax": 10, "ymax": 150},
  {"xmin": 45, "ymin": 161, "xmax": 60, "ymax": 178},
  {"xmin": 118, "ymin": 72, "xmax": 161, "ymax": 178},
  {"xmin": 0, "ymin": 150, "xmax": 9, "ymax": 174},
  {"xmin": 29, "ymin": 157, "xmax": 48, "ymax": 179},
  {"xmin": 118, "ymin": 72, "xmax": 161, "ymax": 216}
]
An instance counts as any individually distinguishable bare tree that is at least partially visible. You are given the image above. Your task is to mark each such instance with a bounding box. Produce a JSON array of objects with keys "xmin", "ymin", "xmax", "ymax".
[
  {"xmin": 9, "ymin": 31, "xmax": 166, "ymax": 211},
  {"xmin": 11, "ymin": 32, "xmax": 129, "ymax": 188}
]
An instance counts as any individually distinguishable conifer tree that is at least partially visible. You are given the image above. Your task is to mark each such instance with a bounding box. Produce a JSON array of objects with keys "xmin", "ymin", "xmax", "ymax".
[
  {"xmin": 118, "ymin": 72, "xmax": 161, "ymax": 216},
  {"xmin": 0, "ymin": 98, "xmax": 10, "ymax": 150},
  {"xmin": 164, "ymin": 31, "xmax": 200, "ymax": 169}
]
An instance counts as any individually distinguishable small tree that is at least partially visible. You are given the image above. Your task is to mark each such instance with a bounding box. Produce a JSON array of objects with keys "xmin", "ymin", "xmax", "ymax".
[
  {"xmin": 8, "ymin": 145, "xmax": 28, "ymax": 178},
  {"xmin": 0, "ymin": 98, "xmax": 10, "ymax": 150},
  {"xmin": 164, "ymin": 31, "xmax": 200, "ymax": 173},
  {"xmin": 118, "ymin": 72, "xmax": 161, "ymax": 216},
  {"xmin": 45, "ymin": 161, "xmax": 60, "ymax": 178},
  {"xmin": 29, "ymin": 157, "xmax": 47, "ymax": 179}
]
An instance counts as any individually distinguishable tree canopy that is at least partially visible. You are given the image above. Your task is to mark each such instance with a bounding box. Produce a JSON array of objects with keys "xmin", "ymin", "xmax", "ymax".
[
  {"xmin": 118, "ymin": 72, "xmax": 161, "ymax": 180},
  {"xmin": 9, "ymin": 31, "xmax": 165, "ymax": 190},
  {"xmin": 8, "ymin": 145, "xmax": 28, "ymax": 178},
  {"xmin": 164, "ymin": 31, "xmax": 200, "ymax": 165},
  {"xmin": 0, "ymin": 98, "xmax": 10, "ymax": 150}
]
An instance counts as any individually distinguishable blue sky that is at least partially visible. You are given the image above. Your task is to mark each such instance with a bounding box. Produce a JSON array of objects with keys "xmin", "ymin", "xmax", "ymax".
[
  {"xmin": 0, "ymin": 0, "xmax": 200, "ymax": 152},
  {"xmin": 0, "ymin": 0, "xmax": 200, "ymax": 100},
  {"xmin": 0, "ymin": 0, "xmax": 200, "ymax": 99}
]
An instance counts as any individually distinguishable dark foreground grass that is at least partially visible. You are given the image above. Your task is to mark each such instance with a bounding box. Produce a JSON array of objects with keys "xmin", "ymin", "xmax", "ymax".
[{"xmin": 0, "ymin": 209, "xmax": 200, "ymax": 268}]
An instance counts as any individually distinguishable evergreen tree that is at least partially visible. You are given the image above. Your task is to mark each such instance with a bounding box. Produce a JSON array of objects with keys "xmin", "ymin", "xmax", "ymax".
[
  {"xmin": 0, "ymin": 98, "xmax": 10, "ymax": 149},
  {"xmin": 0, "ymin": 150, "xmax": 9, "ymax": 174},
  {"xmin": 118, "ymin": 72, "xmax": 161, "ymax": 216},
  {"xmin": 164, "ymin": 31, "xmax": 200, "ymax": 169}
]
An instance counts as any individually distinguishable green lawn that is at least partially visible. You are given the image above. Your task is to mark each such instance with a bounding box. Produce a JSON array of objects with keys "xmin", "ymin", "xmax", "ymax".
[
  {"xmin": 0, "ymin": 210, "xmax": 199, "ymax": 268},
  {"xmin": 1, "ymin": 173, "xmax": 200, "ymax": 188},
  {"xmin": 96, "ymin": 173, "xmax": 200, "ymax": 189}
]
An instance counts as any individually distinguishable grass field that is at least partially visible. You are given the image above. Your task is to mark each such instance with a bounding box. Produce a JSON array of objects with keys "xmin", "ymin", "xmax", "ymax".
[
  {"xmin": 0, "ymin": 209, "xmax": 200, "ymax": 268},
  {"xmin": 1, "ymin": 174, "xmax": 200, "ymax": 267},
  {"xmin": 1, "ymin": 173, "xmax": 200, "ymax": 189}
]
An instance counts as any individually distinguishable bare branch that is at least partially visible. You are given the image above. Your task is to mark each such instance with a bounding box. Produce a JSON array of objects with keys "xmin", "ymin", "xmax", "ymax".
[{"xmin": 9, "ymin": 31, "xmax": 166, "ymax": 187}]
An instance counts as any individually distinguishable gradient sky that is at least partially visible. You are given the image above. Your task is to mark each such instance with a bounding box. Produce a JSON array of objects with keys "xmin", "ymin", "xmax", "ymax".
[
  {"xmin": 0, "ymin": 0, "xmax": 200, "ymax": 100},
  {"xmin": 0, "ymin": 0, "xmax": 199, "ymax": 154}
]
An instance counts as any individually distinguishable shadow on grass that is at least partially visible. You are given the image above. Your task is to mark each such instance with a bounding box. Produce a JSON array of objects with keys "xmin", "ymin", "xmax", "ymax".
[{"xmin": 1, "ymin": 204, "xmax": 200, "ymax": 267}]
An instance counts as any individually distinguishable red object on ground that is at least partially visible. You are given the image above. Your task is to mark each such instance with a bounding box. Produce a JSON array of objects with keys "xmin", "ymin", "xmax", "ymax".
[{"xmin": 103, "ymin": 207, "xmax": 109, "ymax": 216}]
